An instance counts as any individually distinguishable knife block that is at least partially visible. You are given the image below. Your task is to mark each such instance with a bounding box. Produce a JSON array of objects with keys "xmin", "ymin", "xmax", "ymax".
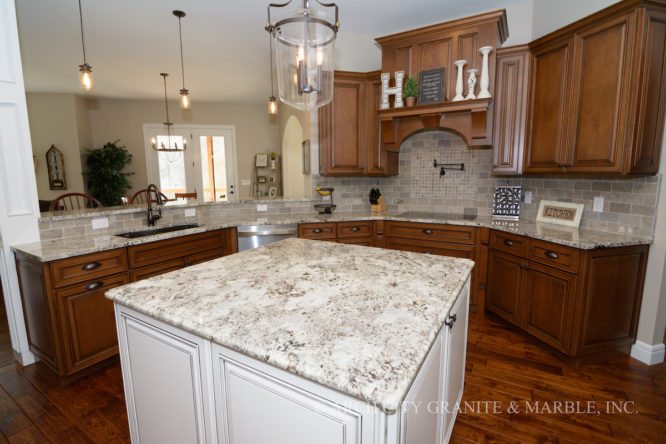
[{"xmin": 371, "ymin": 196, "xmax": 387, "ymax": 212}]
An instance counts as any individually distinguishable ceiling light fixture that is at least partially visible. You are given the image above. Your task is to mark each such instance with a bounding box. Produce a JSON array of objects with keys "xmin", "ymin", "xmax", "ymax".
[
  {"xmin": 265, "ymin": 0, "xmax": 339, "ymax": 111},
  {"xmin": 77, "ymin": 0, "xmax": 92, "ymax": 90},
  {"xmin": 267, "ymin": 30, "xmax": 278, "ymax": 115},
  {"xmin": 173, "ymin": 10, "xmax": 191, "ymax": 109},
  {"xmin": 151, "ymin": 73, "xmax": 187, "ymax": 152}
]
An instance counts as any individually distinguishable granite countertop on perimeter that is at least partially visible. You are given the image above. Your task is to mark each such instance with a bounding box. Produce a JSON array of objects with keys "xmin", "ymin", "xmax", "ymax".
[
  {"xmin": 11, "ymin": 210, "xmax": 653, "ymax": 262},
  {"xmin": 105, "ymin": 238, "xmax": 475, "ymax": 412}
]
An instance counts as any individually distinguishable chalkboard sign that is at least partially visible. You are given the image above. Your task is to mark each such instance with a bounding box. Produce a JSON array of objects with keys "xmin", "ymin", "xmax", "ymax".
[{"xmin": 418, "ymin": 68, "xmax": 446, "ymax": 104}]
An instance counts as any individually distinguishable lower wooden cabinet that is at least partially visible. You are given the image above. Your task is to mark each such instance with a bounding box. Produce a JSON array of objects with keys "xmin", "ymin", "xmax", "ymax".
[
  {"xmin": 15, "ymin": 228, "xmax": 237, "ymax": 383},
  {"xmin": 487, "ymin": 232, "xmax": 648, "ymax": 360}
]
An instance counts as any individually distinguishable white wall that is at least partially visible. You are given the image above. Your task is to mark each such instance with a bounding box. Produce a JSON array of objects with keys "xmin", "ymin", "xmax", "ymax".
[{"xmin": 531, "ymin": 0, "xmax": 618, "ymax": 39}]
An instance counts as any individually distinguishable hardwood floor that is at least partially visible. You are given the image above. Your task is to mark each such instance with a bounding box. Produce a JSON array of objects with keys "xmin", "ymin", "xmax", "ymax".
[{"xmin": 0, "ymin": 311, "xmax": 663, "ymax": 442}]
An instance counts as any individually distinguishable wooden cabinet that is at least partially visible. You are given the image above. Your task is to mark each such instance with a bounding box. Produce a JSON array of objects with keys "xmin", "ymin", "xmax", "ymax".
[
  {"xmin": 524, "ymin": 0, "xmax": 666, "ymax": 175},
  {"xmin": 15, "ymin": 228, "xmax": 237, "ymax": 383},
  {"xmin": 319, "ymin": 71, "xmax": 398, "ymax": 177},
  {"xmin": 487, "ymin": 230, "xmax": 648, "ymax": 361},
  {"xmin": 298, "ymin": 223, "xmax": 337, "ymax": 241},
  {"xmin": 492, "ymin": 45, "xmax": 531, "ymax": 174}
]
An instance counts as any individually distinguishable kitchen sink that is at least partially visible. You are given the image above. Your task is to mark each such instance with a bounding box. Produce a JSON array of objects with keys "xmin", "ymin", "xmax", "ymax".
[{"xmin": 115, "ymin": 224, "xmax": 200, "ymax": 239}]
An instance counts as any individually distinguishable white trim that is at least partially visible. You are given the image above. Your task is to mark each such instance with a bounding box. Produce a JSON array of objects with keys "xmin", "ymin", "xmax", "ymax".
[{"xmin": 630, "ymin": 340, "xmax": 665, "ymax": 365}]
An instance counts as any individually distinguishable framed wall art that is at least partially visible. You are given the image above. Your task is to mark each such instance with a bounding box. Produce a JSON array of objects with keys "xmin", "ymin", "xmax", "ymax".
[
  {"xmin": 255, "ymin": 154, "xmax": 268, "ymax": 167},
  {"xmin": 46, "ymin": 145, "xmax": 67, "ymax": 190},
  {"xmin": 536, "ymin": 200, "xmax": 584, "ymax": 228}
]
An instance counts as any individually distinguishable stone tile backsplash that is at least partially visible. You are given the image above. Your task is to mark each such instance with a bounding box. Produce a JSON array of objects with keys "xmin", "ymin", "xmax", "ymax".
[{"xmin": 39, "ymin": 130, "xmax": 661, "ymax": 240}]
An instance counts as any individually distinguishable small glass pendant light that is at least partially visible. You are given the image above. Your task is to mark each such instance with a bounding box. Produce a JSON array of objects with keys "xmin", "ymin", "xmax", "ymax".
[
  {"xmin": 267, "ymin": 27, "xmax": 278, "ymax": 115},
  {"xmin": 173, "ymin": 10, "xmax": 191, "ymax": 109},
  {"xmin": 77, "ymin": 0, "xmax": 93, "ymax": 90},
  {"xmin": 266, "ymin": 0, "xmax": 339, "ymax": 111}
]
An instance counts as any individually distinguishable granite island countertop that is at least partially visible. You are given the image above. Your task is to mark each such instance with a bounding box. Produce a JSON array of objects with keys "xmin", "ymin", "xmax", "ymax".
[
  {"xmin": 11, "ymin": 210, "xmax": 653, "ymax": 262},
  {"xmin": 105, "ymin": 238, "xmax": 475, "ymax": 412}
]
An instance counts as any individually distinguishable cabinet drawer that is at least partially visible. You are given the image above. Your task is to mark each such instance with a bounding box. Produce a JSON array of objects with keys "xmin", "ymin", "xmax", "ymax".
[
  {"xmin": 51, "ymin": 248, "xmax": 128, "ymax": 288},
  {"xmin": 528, "ymin": 239, "xmax": 579, "ymax": 273},
  {"xmin": 130, "ymin": 259, "xmax": 184, "ymax": 282},
  {"xmin": 338, "ymin": 237, "xmax": 373, "ymax": 247},
  {"xmin": 489, "ymin": 231, "xmax": 528, "ymax": 257},
  {"xmin": 387, "ymin": 238, "xmax": 475, "ymax": 259},
  {"xmin": 188, "ymin": 249, "xmax": 226, "ymax": 266},
  {"xmin": 55, "ymin": 273, "xmax": 128, "ymax": 374},
  {"xmin": 128, "ymin": 230, "xmax": 227, "ymax": 268},
  {"xmin": 298, "ymin": 223, "xmax": 337, "ymax": 240},
  {"xmin": 337, "ymin": 221, "xmax": 372, "ymax": 238},
  {"xmin": 386, "ymin": 222, "xmax": 476, "ymax": 244}
]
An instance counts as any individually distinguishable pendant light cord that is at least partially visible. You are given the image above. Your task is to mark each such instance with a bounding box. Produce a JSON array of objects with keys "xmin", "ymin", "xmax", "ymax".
[
  {"xmin": 78, "ymin": 0, "xmax": 87, "ymax": 64},
  {"xmin": 161, "ymin": 74, "xmax": 172, "ymax": 144},
  {"xmin": 268, "ymin": 32, "xmax": 275, "ymax": 96},
  {"xmin": 178, "ymin": 17, "xmax": 186, "ymax": 89}
]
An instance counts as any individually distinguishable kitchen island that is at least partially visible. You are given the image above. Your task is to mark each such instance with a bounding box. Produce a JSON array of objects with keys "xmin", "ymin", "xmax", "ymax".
[{"xmin": 106, "ymin": 238, "xmax": 474, "ymax": 444}]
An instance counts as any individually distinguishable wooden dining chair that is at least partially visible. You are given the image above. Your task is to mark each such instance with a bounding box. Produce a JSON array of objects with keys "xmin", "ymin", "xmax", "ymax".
[
  {"xmin": 49, "ymin": 193, "xmax": 103, "ymax": 211},
  {"xmin": 174, "ymin": 192, "xmax": 197, "ymax": 200},
  {"xmin": 130, "ymin": 189, "xmax": 169, "ymax": 205}
]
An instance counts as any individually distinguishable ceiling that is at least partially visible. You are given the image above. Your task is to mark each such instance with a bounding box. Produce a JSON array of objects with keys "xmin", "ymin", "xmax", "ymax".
[{"xmin": 16, "ymin": 0, "xmax": 525, "ymax": 104}]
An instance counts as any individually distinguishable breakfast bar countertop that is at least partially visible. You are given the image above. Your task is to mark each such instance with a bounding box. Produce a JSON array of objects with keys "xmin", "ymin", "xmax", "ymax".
[{"xmin": 105, "ymin": 238, "xmax": 474, "ymax": 412}]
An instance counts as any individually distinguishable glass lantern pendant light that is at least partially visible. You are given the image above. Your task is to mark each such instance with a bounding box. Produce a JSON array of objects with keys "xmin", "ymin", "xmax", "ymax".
[
  {"xmin": 267, "ymin": 29, "xmax": 278, "ymax": 115},
  {"xmin": 173, "ymin": 10, "xmax": 191, "ymax": 109},
  {"xmin": 77, "ymin": 0, "xmax": 92, "ymax": 90},
  {"xmin": 265, "ymin": 0, "xmax": 339, "ymax": 111},
  {"xmin": 151, "ymin": 73, "xmax": 187, "ymax": 152}
]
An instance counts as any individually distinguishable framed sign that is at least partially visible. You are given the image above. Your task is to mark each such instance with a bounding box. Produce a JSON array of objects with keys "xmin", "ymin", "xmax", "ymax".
[
  {"xmin": 46, "ymin": 145, "xmax": 67, "ymax": 190},
  {"xmin": 256, "ymin": 154, "xmax": 268, "ymax": 167},
  {"xmin": 418, "ymin": 68, "xmax": 446, "ymax": 104},
  {"xmin": 536, "ymin": 200, "xmax": 584, "ymax": 228}
]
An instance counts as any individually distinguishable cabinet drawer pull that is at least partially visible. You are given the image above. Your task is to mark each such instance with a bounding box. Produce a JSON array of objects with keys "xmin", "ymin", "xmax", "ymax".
[
  {"xmin": 312, "ymin": 228, "xmax": 323, "ymax": 233},
  {"xmin": 423, "ymin": 251, "xmax": 433, "ymax": 255},
  {"xmin": 422, "ymin": 229, "xmax": 434, "ymax": 235},
  {"xmin": 85, "ymin": 281, "xmax": 104, "ymax": 291},
  {"xmin": 503, "ymin": 239, "xmax": 515, "ymax": 247},
  {"xmin": 444, "ymin": 314, "xmax": 456, "ymax": 328},
  {"xmin": 350, "ymin": 226, "xmax": 360, "ymax": 232},
  {"xmin": 81, "ymin": 261, "xmax": 102, "ymax": 271},
  {"xmin": 544, "ymin": 250, "xmax": 560, "ymax": 259}
]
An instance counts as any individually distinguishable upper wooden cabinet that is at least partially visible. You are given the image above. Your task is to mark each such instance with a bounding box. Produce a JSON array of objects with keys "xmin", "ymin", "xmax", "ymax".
[
  {"xmin": 492, "ymin": 45, "xmax": 531, "ymax": 174},
  {"xmin": 524, "ymin": 0, "xmax": 666, "ymax": 175},
  {"xmin": 319, "ymin": 71, "xmax": 398, "ymax": 176}
]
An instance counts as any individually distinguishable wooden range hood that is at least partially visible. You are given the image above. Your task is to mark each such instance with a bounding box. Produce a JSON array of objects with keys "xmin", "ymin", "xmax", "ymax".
[{"xmin": 375, "ymin": 10, "xmax": 508, "ymax": 151}]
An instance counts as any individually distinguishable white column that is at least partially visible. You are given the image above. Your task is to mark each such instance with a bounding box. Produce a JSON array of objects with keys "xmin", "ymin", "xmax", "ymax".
[{"xmin": 0, "ymin": 0, "xmax": 41, "ymax": 365}]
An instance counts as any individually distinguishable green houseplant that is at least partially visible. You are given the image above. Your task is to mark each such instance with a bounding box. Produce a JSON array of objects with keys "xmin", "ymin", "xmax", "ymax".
[
  {"xmin": 403, "ymin": 76, "xmax": 418, "ymax": 106},
  {"xmin": 83, "ymin": 140, "xmax": 134, "ymax": 206}
]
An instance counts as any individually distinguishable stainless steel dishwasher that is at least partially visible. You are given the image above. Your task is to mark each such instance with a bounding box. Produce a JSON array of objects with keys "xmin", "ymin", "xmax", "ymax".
[{"xmin": 237, "ymin": 224, "xmax": 298, "ymax": 251}]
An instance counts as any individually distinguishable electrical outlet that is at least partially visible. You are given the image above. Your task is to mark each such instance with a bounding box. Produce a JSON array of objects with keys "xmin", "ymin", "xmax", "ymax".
[
  {"xmin": 92, "ymin": 218, "xmax": 109, "ymax": 230},
  {"xmin": 184, "ymin": 208, "xmax": 196, "ymax": 218},
  {"xmin": 593, "ymin": 196, "xmax": 604, "ymax": 212},
  {"xmin": 322, "ymin": 195, "xmax": 331, "ymax": 201},
  {"xmin": 257, "ymin": 204, "xmax": 268, "ymax": 212},
  {"xmin": 523, "ymin": 191, "xmax": 532, "ymax": 204},
  {"xmin": 241, "ymin": 179, "xmax": 251, "ymax": 186}
]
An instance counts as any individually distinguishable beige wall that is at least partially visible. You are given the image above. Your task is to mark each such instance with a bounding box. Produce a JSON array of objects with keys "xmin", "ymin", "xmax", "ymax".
[
  {"xmin": 279, "ymin": 103, "xmax": 312, "ymax": 198},
  {"xmin": 531, "ymin": 0, "xmax": 618, "ymax": 39},
  {"xmin": 25, "ymin": 93, "xmax": 87, "ymax": 201},
  {"xmin": 85, "ymin": 98, "xmax": 280, "ymax": 200}
]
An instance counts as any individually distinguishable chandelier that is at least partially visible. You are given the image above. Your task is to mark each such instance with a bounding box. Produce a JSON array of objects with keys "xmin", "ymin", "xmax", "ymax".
[{"xmin": 151, "ymin": 73, "xmax": 187, "ymax": 151}]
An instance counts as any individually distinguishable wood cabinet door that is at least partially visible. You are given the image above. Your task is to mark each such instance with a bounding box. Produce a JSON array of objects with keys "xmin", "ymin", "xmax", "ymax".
[
  {"xmin": 56, "ymin": 274, "xmax": 128, "ymax": 374},
  {"xmin": 318, "ymin": 73, "xmax": 365, "ymax": 176},
  {"xmin": 522, "ymin": 262, "xmax": 575, "ymax": 353},
  {"xmin": 524, "ymin": 38, "xmax": 574, "ymax": 172},
  {"xmin": 492, "ymin": 45, "xmax": 530, "ymax": 174},
  {"xmin": 486, "ymin": 251, "xmax": 524, "ymax": 326},
  {"xmin": 566, "ymin": 13, "xmax": 634, "ymax": 173}
]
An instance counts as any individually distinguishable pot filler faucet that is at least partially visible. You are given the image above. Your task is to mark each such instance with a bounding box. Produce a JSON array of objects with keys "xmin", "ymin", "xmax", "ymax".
[{"xmin": 146, "ymin": 184, "xmax": 164, "ymax": 226}]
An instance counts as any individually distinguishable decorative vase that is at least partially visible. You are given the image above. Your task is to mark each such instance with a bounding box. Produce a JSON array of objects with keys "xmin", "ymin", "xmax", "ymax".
[
  {"xmin": 405, "ymin": 96, "xmax": 416, "ymax": 107},
  {"xmin": 478, "ymin": 46, "xmax": 493, "ymax": 99},
  {"xmin": 466, "ymin": 69, "xmax": 478, "ymax": 100},
  {"xmin": 270, "ymin": 159, "xmax": 277, "ymax": 168},
  {"xmin": 453, "ymin": 59, "xmax": 467, "ymax": 101}
]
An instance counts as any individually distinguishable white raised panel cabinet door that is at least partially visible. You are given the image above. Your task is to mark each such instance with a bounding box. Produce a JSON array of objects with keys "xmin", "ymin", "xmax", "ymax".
[
  {"xmin": 115, "ymin": 307, "xmax": 214, "ymax": 444},
  {"xmin": 212, "ymin": 346, "xmax": 362, "ymax": 444},
  {"xmin": 440, "ymin": 283, "xmax": 470, "ymax": 443}
]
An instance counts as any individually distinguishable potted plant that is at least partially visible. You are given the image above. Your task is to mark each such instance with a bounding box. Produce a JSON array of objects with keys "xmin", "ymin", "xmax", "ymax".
[
  {"xmin": 403, "ymin": 76, "xmax": 418, "ymax": 106},
  {"xmin": 269, "ymin": 151, "xmax": 277, "ymax": 168},
  {"xmin": 83, "ymin": 140, "xmax": 134, "ymax": 206}
]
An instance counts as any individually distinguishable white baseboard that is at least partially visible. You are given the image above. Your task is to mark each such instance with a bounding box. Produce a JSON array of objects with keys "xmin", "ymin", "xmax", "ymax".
[{"xmin": 630, "ymin": 340, "xmax": 665, "ymax": 365}]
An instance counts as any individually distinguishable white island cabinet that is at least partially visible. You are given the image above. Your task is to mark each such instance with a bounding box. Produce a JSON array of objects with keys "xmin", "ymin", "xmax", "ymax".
[{"xmin": 107, "ymin": 238, "xmax": 473, "ymax": 444}]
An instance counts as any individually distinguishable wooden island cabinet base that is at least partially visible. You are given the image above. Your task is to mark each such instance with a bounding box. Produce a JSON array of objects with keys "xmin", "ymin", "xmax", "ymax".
[{"xmin": 15, "ymin": 228, "xmax": 237, "ymax": 384}]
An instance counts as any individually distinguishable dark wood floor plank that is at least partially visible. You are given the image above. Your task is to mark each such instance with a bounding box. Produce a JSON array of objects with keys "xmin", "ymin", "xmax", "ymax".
[
  {"xmin": 6, "ymin": 425, "xmax": 48, "ymax": 444},
  {"xmin": 0, "ymin": 387, "xmax": 31, "ymax": 439}
]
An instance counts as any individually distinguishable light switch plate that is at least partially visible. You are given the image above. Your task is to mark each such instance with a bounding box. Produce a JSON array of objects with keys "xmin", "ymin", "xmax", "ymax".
[
  {"xmin": 185, "ymin": 208, "xmax": 196, "ymax": 217},
  {"xmin": 524, "ymin": 191, "xmax": 532, "ymax": 204},
  {"xmin": 257, "ymin": 204, "xmax": 267, "ymax": 212},
  {"xmin": 241, "ymin": 179, "xmax": 251, "ymax": 186},
  {"xmin": 92, "ymin": 218, "xmax": 109, "ymax": 230},
  {"xmin": 593, "ymin": 196, "xmax": 604, "ymax": 212}
]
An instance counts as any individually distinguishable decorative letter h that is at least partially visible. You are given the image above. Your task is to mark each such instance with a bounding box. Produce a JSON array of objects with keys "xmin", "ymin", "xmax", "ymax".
[{"xmin": 380, "ymin": 71, "xmax": 405, "ymax": 109}]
